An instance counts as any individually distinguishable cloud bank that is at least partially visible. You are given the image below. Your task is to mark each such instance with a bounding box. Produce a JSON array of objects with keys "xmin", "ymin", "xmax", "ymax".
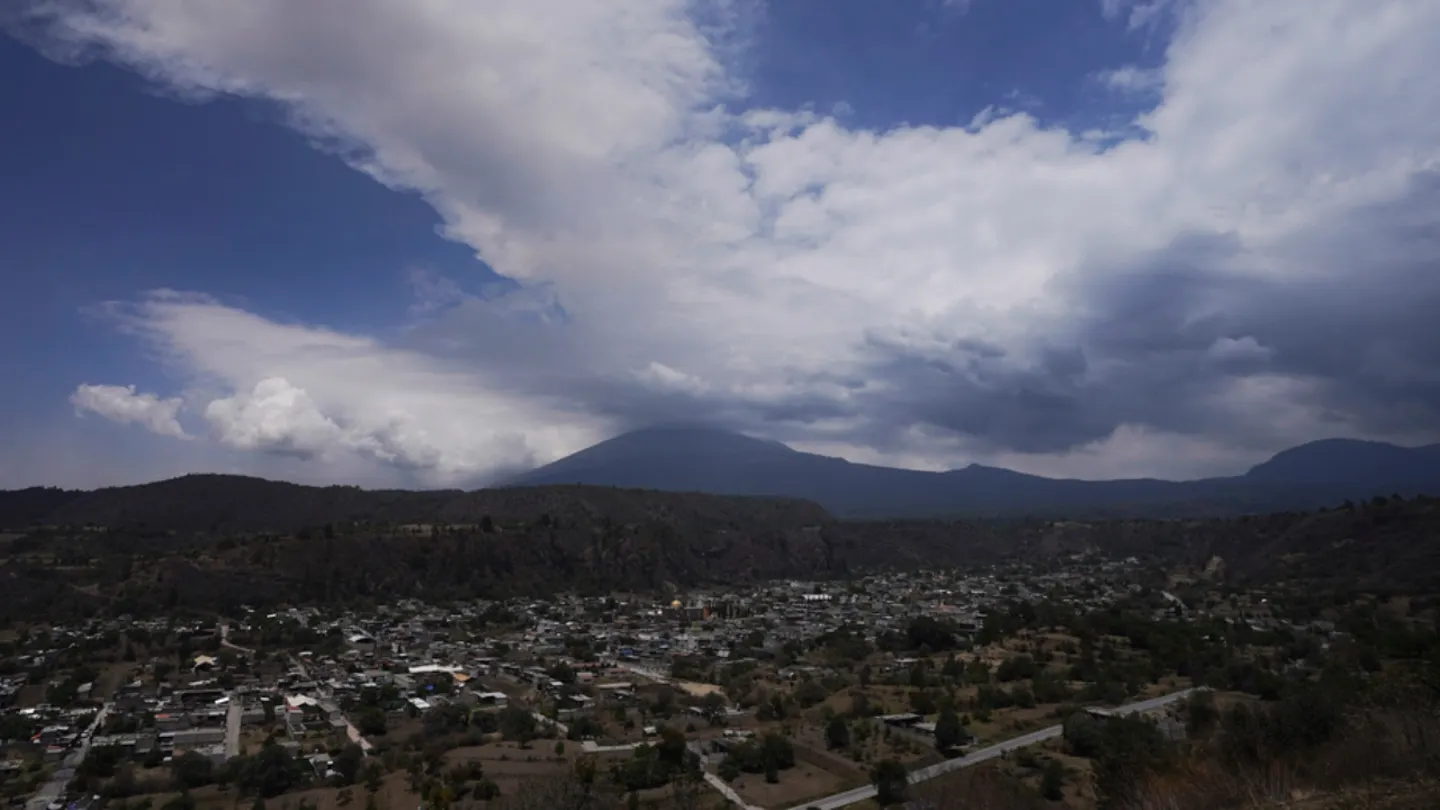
[
  {"xmin": 71, "ymin": 384, "xmax": 188, "ymax": 439},
  {"xmin": 16, "ymin": 0, "xmax": 1440, "ymax": 484}
]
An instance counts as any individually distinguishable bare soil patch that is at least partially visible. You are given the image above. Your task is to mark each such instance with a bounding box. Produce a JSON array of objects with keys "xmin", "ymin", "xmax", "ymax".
[{"xmin": 729, "ymin": 763, "xmax": 849, "ymax": 809}]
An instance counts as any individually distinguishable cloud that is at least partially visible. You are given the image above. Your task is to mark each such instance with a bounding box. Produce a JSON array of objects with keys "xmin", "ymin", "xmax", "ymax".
[
  {"xmin": 70, "ymin": 384, "xmax": 189, "ymax": 439},
  {"xmin": 1099, "ymin": 0, "xmax": 1184, "ymax": 31},
  {"xmin": 204, "ymin": 378, "xmax": 346, "ymax": 459},
  {"xmin": 1093, "ymin": 64, "xmax": 1162, "ymax": 94},
  {"xmin": 17, "ymin": 0, "xmax": 1440, "ymax": 482},
  {"xmin": 89, "ymin": 292, "xmax": 608, "ymax": 484}
]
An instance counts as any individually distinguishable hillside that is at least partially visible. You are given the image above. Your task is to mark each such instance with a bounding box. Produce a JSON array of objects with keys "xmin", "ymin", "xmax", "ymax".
[
  {"xmin": 504, "ymin": 427, "xmax": 1440, "ymax": 517},
  {"xmin": 2, "ymin": 474, "xmax": 1438, "ymax": 622},
  {"xmin": 0, "ymin": 473, "xmax": 830, "ymax": 533}
]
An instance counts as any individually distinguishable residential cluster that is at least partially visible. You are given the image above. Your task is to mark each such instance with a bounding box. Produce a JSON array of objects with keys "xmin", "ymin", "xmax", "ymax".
[{"xmin": 3, "ymin": 554, "xmax": 1347, "ymax": 810}]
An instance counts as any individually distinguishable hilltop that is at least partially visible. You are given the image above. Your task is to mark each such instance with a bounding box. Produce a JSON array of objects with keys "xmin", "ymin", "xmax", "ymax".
[{"xmin": 504, "ymin": 428, "xmax": 1440, "ymax": 517}]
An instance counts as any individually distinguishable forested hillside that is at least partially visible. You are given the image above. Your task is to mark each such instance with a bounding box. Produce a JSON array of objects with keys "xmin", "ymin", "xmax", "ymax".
[{"xmin": 2, "ymin": 474, "xmax": 1438, "ymax": 622}]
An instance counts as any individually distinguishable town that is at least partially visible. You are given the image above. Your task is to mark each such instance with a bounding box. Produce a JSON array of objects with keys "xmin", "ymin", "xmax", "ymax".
[{"xmin": 1, "ymin": 551, "xmax": 1381, "ymax": 810}]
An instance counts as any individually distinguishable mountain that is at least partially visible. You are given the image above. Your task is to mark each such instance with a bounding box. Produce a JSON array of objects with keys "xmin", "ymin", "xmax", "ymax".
[
  {"xmin": 0, "ymin": 472, "xmax": 828, "ymax": 533},
  {"xmin": 1243, "ymin": 438, "xmax": 1440, "ymax": 485},
  {"xmin": 504, "ymin": 428, "xmax": 1440, "ymax": 517}
]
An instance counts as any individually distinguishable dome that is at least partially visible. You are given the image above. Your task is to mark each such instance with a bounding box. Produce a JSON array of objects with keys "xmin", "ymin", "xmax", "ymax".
[{"xmin": 671, "ymin": 599, "xmax": 682, "ymax": 608}]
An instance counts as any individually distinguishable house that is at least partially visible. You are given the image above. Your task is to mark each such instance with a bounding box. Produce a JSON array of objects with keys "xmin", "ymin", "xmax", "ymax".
[
  {"xmin": 473, "ymin": 691, "xmax": 509, "ymax": 709},
  {"xmin": 879, "ymin": 713, "xmax": 923, "ymax": 728},
  {"xmin": 346, "ymin": 633, "xmax": 376, "ymax": 654}
]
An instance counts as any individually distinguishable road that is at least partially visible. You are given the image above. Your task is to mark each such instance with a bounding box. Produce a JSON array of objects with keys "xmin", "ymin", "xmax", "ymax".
[
  {"xmin": 219, "ymin": 623, "xmax": 254, "ymax": 655},
  {"xmin": 617, "ymin": 662, "xmax": 672, "ymax": 684},
  {"xmin": 225, "ymin": 696, "xmax": 243, "ymax": 760},
  {"xmin": 798, "ymin": 689, "xmax": 1201, "ymax": 810},
  {"xmin": 704, "ymin": 772, "xmax": 767, "ymax": 810},
  {"xmin": 532, "ymin": 711, "xmax": 569, "ymax": 737},
  {"xmin": 285, "ymin": 655, "xmax": 373, "ymax": 753},
  {"xmin": 316, "ymin": 697, "xmax": 375, "ymax": 753},
  {"xmin": 27, "ymin": 703, "xmax": 110, "ymax": 810}
]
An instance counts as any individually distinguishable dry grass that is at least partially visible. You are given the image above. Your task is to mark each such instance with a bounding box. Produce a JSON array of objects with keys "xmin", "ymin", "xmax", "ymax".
[
  {"xmin": 1119, "ymin": 704, "xmax": 1440, "ymax": 810},
  {"xmin": 444, "ymin": 742, "xmax": 575, "ymax": 795},
  {"xmin": 728, "ymin": 763, "xmax": 849, "ymax": 807}
]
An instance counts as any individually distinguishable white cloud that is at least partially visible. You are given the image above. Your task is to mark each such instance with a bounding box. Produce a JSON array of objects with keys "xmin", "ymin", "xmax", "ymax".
[
  {"xmin": 97, "ymin": 293, "xmax": 609, "ymax": 484},
  {"xmin": 1094, "ymin": 64, "xmax": 1162, "ymax": 94},
  {"xmin": 22, "ymin": 0, "xmax": 1440, "ymax": 481},
  {"xmin": 70, "ymin": 384, "xmax": 189, "ymax": 439},
  {"xmin": 1099, "ymin": 0, "xmax": 1184, "ymax": 31},
  {"xmin": 204, "ymin": 378, "xmax": 345, "ymax": 459}
]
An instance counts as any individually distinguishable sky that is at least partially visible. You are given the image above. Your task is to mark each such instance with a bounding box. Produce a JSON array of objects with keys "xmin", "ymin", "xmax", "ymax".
[{"xmin": 2, "ymin": 0, "xmax": 1439, "ymax": 490}]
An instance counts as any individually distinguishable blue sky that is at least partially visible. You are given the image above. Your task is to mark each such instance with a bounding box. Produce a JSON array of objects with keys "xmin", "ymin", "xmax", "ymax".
[
  {"xmin": 0, "ymin": 35, "xmax": 478, "ymax": 398},
  {"xmin": 3, "ymin": 0, "xmax": 1438, "ymax": 489},
  {"xmin": 749, "ymin": 0, "xmax": 1163, "ymax": 130}
]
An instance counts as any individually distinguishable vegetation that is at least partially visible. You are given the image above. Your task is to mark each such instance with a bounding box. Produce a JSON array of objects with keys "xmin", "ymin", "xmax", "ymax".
[
  {"xmin": 871, "ymin": 758, "xmax": 908, "ymax": 807},
  {"xmin": 5, "ymin": 480, "xmax": 1440, "ymax": 622}
]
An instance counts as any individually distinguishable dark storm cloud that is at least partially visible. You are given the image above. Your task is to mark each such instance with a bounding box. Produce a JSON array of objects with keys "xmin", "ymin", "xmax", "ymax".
[
  {"xmin": 842, "ymin": 171, "xmax": 1440, "ymax": 455},
  {"xmin": 392, "ymin": 170, "xmax": 1440, "ymax": 462}
]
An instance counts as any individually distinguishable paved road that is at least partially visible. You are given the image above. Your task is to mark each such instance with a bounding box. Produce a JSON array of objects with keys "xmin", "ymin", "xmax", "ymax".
[
  {"xmin": 219, "ymin": 623, "xmax": 254, "ymax": 655},
  {"xmin": 704, "ymin": 772, "xmax": 767, "ymax": 810},
  {"xmin": 532, "ymin": 711, "xmax": 569, "ymax": 737},
  {"xmin": 27, "ymin": 703, "xmax": 111, "ymax": 810},
  {"xmin": 317, "ymin": 698, "xmax": 376, "ymax": 753},
  {"xmin": 225, "ymin": 696, "xmax": 243, "ymax": 760},
  {"xmin": 287, "ymin": 655, "xmax": 373, "ymax": 753},
  {"xmin": 798, "ymin": 689, "xmax": 1201, "ymax": 810},
  {"xmin": 618, "ymin": 663, "xmax": 672, "ymax": 684}
]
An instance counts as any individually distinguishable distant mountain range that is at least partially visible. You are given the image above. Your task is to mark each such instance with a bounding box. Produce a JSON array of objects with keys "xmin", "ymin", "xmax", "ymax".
[
  {"xmin": 503, "ymin": 427, "xmax": 1440, "ymax": 517},
  {"xmin": 3, "ymin": 430, "xmax": 1437, "ymax": 527}
]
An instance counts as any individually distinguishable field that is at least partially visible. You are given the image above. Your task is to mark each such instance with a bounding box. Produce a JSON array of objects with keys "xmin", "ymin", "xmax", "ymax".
[
  {"xmin": 728, "ymin": 762, "xmax": 849, "ymax": 808},
  {"xmin": 444, "ymin": 741, "xmax": 574, "ymax": 795}
]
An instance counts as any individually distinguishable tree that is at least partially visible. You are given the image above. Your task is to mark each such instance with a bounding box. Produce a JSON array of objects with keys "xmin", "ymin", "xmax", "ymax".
[
  {"xmin": 906, "ymin": 616, "xmax": 961, "ymax": 651},
  {"xmin": 1062, "ymin": 712, "xmax": 1104, "ymax": 758},
  {"xmin": 934, "ymin": 706, "xmax": 967, "ymax": 753},
  {"xmin": 871, "ymin": 759, "xmax": 908, "ymax": 807},
  {"xmin": 332, "ymin": 744, "xmax": 364, "ymax": 786},
  {"xmin": 238, "ymin": 741, "xmax": 304, "ymax": 798},
  {"xmin": 700, "ymin": 692, "xmax": 727, "ymax": 725},
  {"xmin": 356, "ymin": 707, "xmax": 387, "ymax": 737},
  {"xmin": 908, "ymin": 689, "xmax": 936, "ymax": 715},
  {"xmin": 363, "ymin": 762, "xmax": 385, "ymax": 796},
  {"xmin": 793, "ymin": 678, "xmax": 828, "ymax": 708},
  {"xmin": 171, "ymin": 751, "xmax": 215, "ymax": 789},
  {"xmin": 825, "ymin": 715, "xmax": 851, "ymax": 751},
  {"xmin": 724, "ymin": 733, "xmax": 795, "ymax": 775},
  {"xmin": 1186, "ymin": 690, "xmax": 1219, "ymax": 736},
  {"xmin": 617, "ymin": 745, "xmax": 669, "ymax": 791},
  {"xmin": 498, "ymin": 706, "xmax": 537, "ymax": 742},
  {"xmin": 548, "ymin": 661, "xmax": 577, "ymax": 685},
  {"xmin": 1041, "ymin": 758, "xmax": 1065, "ymax": 801}
]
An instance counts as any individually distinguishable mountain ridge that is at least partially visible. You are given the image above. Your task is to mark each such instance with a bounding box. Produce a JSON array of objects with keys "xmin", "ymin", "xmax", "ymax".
[
  {"xmin": 503, "ymin": 428, "xmax": 1440, "ymax": 517},
  {"xmin": 5, "ymin": 432, "xmax": 1439, "ymax": 525}
]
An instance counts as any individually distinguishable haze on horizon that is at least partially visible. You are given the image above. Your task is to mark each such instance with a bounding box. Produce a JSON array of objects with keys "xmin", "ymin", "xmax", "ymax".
[{"xmin": 3, "ymin": 0, "xmax": 1440, "ymax": 490}]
